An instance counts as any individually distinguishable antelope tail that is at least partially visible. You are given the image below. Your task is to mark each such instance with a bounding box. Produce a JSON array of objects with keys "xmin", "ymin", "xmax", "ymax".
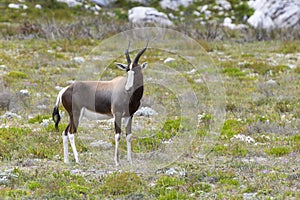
[{"xmin": 52, "ymin": 86, "xmax": 68, "ymax": 131}]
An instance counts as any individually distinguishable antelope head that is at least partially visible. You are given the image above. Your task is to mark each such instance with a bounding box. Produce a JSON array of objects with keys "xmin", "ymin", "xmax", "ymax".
[{"xmin": 115, "ymin": 41, "xmax": 148, "ymax": 91}]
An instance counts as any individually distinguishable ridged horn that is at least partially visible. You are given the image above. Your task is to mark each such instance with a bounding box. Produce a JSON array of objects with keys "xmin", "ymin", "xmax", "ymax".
[
  {"xmin": 133, "ymin": 40, "xmax": 149, "ymax": 65},
  {"xmin": 125, "ymin": 41, "xmax": 131, "ymax": 64}
]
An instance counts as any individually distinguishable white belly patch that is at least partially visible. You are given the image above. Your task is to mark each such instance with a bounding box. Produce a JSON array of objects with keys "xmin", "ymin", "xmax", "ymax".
[{"xmin": 80, "ymin": 107, "xmax": 112, "ymax": 121}]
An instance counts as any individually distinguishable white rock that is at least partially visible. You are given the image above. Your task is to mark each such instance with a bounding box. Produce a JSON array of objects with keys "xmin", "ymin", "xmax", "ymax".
[
  {"xmin": 57, "ymin": 0, "xmax": 82, "ymax": 7},
  {"xmin": 35, "ymin": 4, "xmax": 42, "ymax": 9},
  {"xmin": 247, "ymin": 0, "xmax": 300, "ymax": 29},
  {"xmin": 165, "ymin": 168, "xmax": 177, "ymax": 175},
  {"xmin": 165, "ymin": 167, "xmax": 186, "ymax": 176},
  {"xmin": 66, "ymin": 80, "xmax": 75, "ymax": 84},
  {"xmin": 163, "ymin": 57, "xmax": 175, "ymax": 63},
  {"xmin": 0, "ymin": 65, "xmax": 7, "ymax": 69},
  {"xmin": 224, "ymin": 17, "xmax": 232, "ymax": 24},
  {"xmin": 37, "ymin": 105, "xmax": 47, "ymax": 110},
  {"xmin": 8, "ymin": 3, "xmax": 21, "ymax": 9},
  {"xmin": 90, "ymin": 140, "xmax": 112, "ymax": 149},
  {"xmin": 40, "ymin": 119, "xmax": 51, "ymax": 127},
  {"xmin": 230, "ymin": 134, "xmax": 255, "ymax": 144},
  {"xmin": 70, "ymin": 169, "xmax": 81, "ymax": 175},
  {"xmin": 135, "ymin": 107, "xmax": 158, "ymax": 117},
  {"xmin": 0, "ymin": 124, "xmax": 9, "ymax": 128},
  {"xmin": 55, "ymin": 85, "xmax": 63, "ymax": 91},
  {"xmin": 222, "ymin": 17, "xmax": 248, "ymax": 29},
  {"xmin": 72, "ymin": 56, "xmax": 85, "ymax": 64},
  {"xmin": 1, "ymin": 111, "xmax": 22, "ymax": 119},
  {"xmin": 266, "ymin": 79, "xmax": 278, "ymax": 87},
  {"xmin": 193, "ymin": 11, "xmax": 201, "ymax": 17},
  {"xmin": 200, "ymin": 5, "xmax": 208, "ymax": 12},
  {"xmin": 128, "ymin": 7, "xmax": 173, "ymax": 26},
  {"xmin": 186, "ymin": 69, "xmax": 196, "ymax": 74},
  {"xmin": 0, "ymin": 169, "xmax": 18, "ymax": 184},
  {"xmin": 204, "ymin": 10, "xmax": 212, "ymax": 18},
  {"xmin": 216, "ymin": 0, "xmax": 231, "ymax": 10},
  {"xmin": 91, "ymin": 0, "xmax": 116, "ymax": 7},
  {"xmin": 243, "ymin": 192, "xmax": 257, "ymax": 200},
  {"xmin": 19, "ymin": 89, "xmax": 30, "ymax": 96},
  {"xmin": 130, "ymin": 0, "xmax": 149, "ymax": 4},
  {"xmin": 168, "ymin": 13, "xmax": 178, "ymax": 20},
  {"xmin": 95, "ymin": 5, "xmax": 101, "ymax": 11},
  {"xmin": 160, "ymin": 0, "xmax": 193, "ymax": 11}
]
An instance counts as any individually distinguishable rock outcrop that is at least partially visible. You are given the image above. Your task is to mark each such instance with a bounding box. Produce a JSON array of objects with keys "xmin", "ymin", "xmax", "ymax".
[
  {"xmin": 160, "ymin": 0, "xmax": 193, "ymax": 11},
  {"xmin": 128, "ymin": 6, "xmax": 173, "ymax": 26},
  {"xmin": 247, "ymin": 0, "xmax": 300, "ymax": 29}
]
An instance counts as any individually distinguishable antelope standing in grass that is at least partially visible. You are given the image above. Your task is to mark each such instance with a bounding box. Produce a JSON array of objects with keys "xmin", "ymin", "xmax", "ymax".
[{"xmin": 52, "ymin": 42, "xmax": 148, "ymax": 166}]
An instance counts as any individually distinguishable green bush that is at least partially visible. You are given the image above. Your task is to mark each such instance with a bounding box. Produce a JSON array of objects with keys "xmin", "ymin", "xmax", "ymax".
[
  {"xmin": 151, "ymin": 176, "xmax": 186, "ymax": 198},
  {"xmin": 266, "ymin": 146, "xmax": 291, "ymax": 157},
  {"xmin": 221, "ymin": 119, "xmax": 245, "ymax": 138},
  {"xmin": 7, "ymin": 71, "xmax": 28, "ymax": 79},
  {"xmin": 28, "ymin": 115, "xmax": 51, "ymax": 124},
  {"xmin": 278, "ymin": 41, "xmax": 300, "ymax": 54},
  {"xmin": 99, "ymin": 172, "xmax": 145, "ymax": 196},
  {"xmin": 0, "ymin": 128, "xmax": 31, "ymax": 160},
  {"xmin": 223, "ymin": 67, "xmax": 246, "ymax": 77}
]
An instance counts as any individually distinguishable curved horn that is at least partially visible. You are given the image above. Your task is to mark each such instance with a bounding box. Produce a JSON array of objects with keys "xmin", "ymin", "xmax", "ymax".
[
  {"xmin": 125, "ymin": 41, "xmax": 131, "ymax": 64},
  {"xmin": 133, "ymin": 40, "xmax": 149, "ymax": 65}
]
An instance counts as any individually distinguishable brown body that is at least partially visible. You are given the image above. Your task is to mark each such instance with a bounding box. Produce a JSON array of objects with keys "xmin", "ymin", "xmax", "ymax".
[
  {"xmin": 61, "ymin": 70, "xmax": 144, "ymax": 134},
  {"xmin": 52, "ymin": 42, "xmax": 148, "ymax": 165}
]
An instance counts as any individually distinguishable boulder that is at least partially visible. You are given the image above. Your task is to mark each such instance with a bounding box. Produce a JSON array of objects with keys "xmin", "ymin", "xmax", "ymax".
[
  {"xmin": 128, "ymin": 7, "xmax": 173, "ymax": 26},
  {"xmin": 222, "ymin": 17, "xmax": 247, "ymax": 29},
  {"xmin": 91, "ymin": 0, "xmax": 116, "ymax": 7},
  {"xmin": 160, "ymin": 0, "xmax": 193, "ymax": 11},
  {"xmin": 57, "ymin": 0, "xmax": 82, "ymax": 7},
  {"xmin": 247, "ymin": 0, "xmax": 300, "ymax": 29},
  {"xmin": 216, "ymin": 0, "xmax": 231, "ymax": 10},
  {"xmin": 0, "ymin": 92, "xmax": 12, "ymax": 111},
  {"xmin": 8, "ymin": 3, "xmax": 28, "ymax": 10},
  {"xmin": 1, "ymin": 111, "xmax": 21, "ymax": 119},
  {"xmin": 135, "ymin": 106, "xmax": 158, "ymax": 117},
  {"xmin": 130, "ymin": 0, "xmax": 150, "ymax": 4}
]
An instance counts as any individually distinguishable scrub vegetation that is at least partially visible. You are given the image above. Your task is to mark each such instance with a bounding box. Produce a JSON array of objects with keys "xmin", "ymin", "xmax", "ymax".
[{"xmin": 0, "ymin": 1, "xmax": 299, "ymax": 199}]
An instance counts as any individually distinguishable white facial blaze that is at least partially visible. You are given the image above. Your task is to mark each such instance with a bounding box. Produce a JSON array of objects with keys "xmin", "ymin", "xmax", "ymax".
[{"xmin": 125, "ymin": 70, "xmax": 135, "ymax": 91}]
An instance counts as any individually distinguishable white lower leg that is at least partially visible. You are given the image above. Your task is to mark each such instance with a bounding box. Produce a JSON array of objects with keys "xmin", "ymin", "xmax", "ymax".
[
  {"xmin": 114, "ymin": 133, "xmax": 121, "ymax": 166},
  {"xmin": 62, "ymin": 132, "xmax": 69, "ymax": 163},
  {"xmin": 126, "ymin": 133, "xmax": 132, "ymax": 165},
  {"xmin": 68, "ymin": 133, "xmax": 79, "ymax": 163}
]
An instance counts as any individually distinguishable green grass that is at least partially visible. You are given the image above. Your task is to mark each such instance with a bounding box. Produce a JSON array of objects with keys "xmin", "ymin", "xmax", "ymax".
[
  {"xmin": 266, "ymin": 146, "xmax": 292, "ymax": 157},
  {"xmin": 28, "ymin": 114, "xmax": 51, "ymax": 124},
  {"xmin": 98, "ymin": 172, "xmax": 145, "ymax": 196},
  {"xmin": 0, "ymin": 33, "xmax": 299, "ymax": 199},
  {"xmin": 278, "ymin": 41, "xmax": 300, "ymax": 54},
  {"xmin": 221, "ymin": 119, "xmax": 246, "ymax": 139}
]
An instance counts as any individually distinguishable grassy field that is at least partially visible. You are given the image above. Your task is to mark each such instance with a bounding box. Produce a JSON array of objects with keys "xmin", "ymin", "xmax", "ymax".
[
  {"xmin": 0, "ymin": 36, "xmax": 299, "ymax": 199},
  {"xmin": 0, "ymin": 2, "xmax": 299, "ymax": 198}
]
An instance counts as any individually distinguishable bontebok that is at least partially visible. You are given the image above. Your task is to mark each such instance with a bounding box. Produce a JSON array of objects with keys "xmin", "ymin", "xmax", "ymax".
[{"xmin": 52, "ymin": 42, "xmax": 148, "ymax": 166}]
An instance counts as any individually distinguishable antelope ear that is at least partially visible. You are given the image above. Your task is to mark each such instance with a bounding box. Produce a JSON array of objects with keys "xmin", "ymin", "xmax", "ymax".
[
  {"xmin": 141, "ymin": 62, "xmax": 148, "ymax": 69},
  {"xmin": 114, "ymin": 63, "xmax": 127, "ymax": 71}
]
